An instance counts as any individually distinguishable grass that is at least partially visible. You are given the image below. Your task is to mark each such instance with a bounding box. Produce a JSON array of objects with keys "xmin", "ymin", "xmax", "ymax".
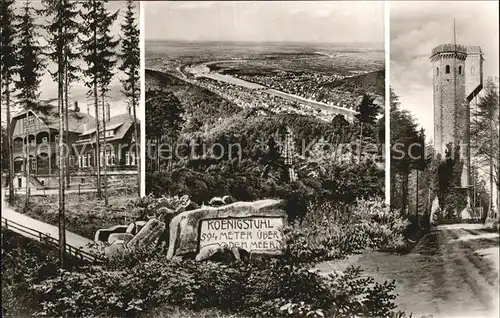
[{"xmin": 11, "ymin": 191, "xmax": 141, "ymax": 239}]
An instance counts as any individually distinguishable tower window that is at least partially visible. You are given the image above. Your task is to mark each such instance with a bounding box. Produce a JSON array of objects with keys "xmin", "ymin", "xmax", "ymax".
[
  {"xmin": 445, "ymin": 65, "xmax": 450, "ymax": 74},
  {"xmin": 436, "ymin": 67, "xmax": 439, "ymax": 75},
  {"xmin": 458, "ymin": 66, "xmax": 462, "ymax": 74}
]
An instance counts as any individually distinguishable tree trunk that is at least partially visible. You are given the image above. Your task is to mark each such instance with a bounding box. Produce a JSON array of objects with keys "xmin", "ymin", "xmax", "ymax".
[
  {"xmin": 401, "ymin": 170, "xmax": 409, "ymax": 215},
  {"xmin": 64, "ymin": 55, "xmax": 70, "ymax": 188},
  {"xmin": 93, "ymin": 21, "xmax": 101, "ymax": 199},
  {"xmin": 156, "ymin": 136, "xmax": 160, "ymax": 171},
  {"xmin": 416, "ymin": 169, "xmax": 419, "ymax": 225},
  {"xmin": 24, "ymin": 111, "xmax": 30, "ymax": 212},
  {"xmin": 102, "ymin": 95, "xmax": 108, "ymax": 206},
  {"xmin": 6, "ymin": 84, "xmax": 14, "ymax": 203},
  {"xmin": 131, "ymin": 80, "xmax": 140, "ymax": 197},
  {"xmin": 490, "ymin": 112, "xmax": 494, "ymax": 216},
  {"xmin": 58, "ymin": 47, "xmax": 66, "ymax": 268},
  {"xmin": 358, "ymin": 122, "xmax": 363, "ymax": 164}
]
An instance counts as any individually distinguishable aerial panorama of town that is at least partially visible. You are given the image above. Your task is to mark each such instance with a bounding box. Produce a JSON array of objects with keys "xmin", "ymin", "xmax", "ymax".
[{"xmin": 146, "ymin": 41, "xmax": 384, "ymax": 122}]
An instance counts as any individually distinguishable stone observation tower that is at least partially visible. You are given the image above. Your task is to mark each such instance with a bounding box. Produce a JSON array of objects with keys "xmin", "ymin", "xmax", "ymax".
[{"xmin": 430, "ymin": 21, "xmax": 484, "ymax": 189}]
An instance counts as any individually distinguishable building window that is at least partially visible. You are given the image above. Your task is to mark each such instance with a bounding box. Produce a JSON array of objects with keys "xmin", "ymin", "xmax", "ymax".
[
  {"xmin": 445, "ymin": 65, "xmax": 450, "ymax": 74},
  {"xmin": 23, "ymin": 115, "xmax": 35, "ymax": 127},
  {"xmin": 82, "ymin": 155, "xmax": 87, "ymax": 168},
  {"xmin": 130, "ymin": 151, "xmax": 136, "ymax": 166},
  {"xmin": 459, "ymin": 66, "xmax": 462, "ymax": 74},
  {"xmin": 78, "ymin": 155, "xmax": 82, "ymax": 168},
  {"xmin": 125, "ymin": 152, "xmax": 130, "ymax": 165},
  {"xmin": 436, "ymin": 67, "xmax": 439, "ymax": 75},
  {"xmin": 100, "ymin": 151, "xmax": 104, "ymax": 167},
  {"xmin": 87, "ymin": 153, "xmax": 92, "ymax": 167},
  {"xmin": 69, "ymin": 155, "xmax": 74, "ymax": 167}
]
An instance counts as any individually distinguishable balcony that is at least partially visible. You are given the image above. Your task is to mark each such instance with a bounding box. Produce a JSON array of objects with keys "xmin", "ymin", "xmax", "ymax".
[{"xmin": 13, "ymin": 142, "xmax": 58, "ymax": 157}]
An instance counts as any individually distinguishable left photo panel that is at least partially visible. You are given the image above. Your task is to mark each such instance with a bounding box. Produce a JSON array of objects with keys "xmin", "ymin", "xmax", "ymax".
[{"xmin": 0, "ymin": 0, "xmax": 141, "ymax": 270}]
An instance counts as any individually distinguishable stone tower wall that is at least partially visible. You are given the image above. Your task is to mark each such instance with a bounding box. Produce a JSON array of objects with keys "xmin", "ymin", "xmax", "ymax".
[{"xmin": 432, "ymin": 50, "xmax": 466, "ymax": 155}]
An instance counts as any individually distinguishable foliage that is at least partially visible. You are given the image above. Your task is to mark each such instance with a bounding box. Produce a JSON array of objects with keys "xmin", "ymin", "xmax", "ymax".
[
  {"xmin": 284, "ymin": 198, "xmax": 410, "ymax": 264},
  {"xmin": 1, "ymin": 230, "xmax": 59, "ymax": 316},
  {"xmin": 146, "ymin": 160, "xmax": 383, "ymax": 220},
  {"xmin": 471, "ymin": 77, "xmax": 500, "ymax": 197},
  {"xmin": 14, "ymin": 0, "xmax": 45, "ymax": 107},
  {"xmin": 390, "ymin": 89, "xmax": 421, "ymax": 213},
  {"xmin": 31, "ymin": 254, "xmax": 403, "ymax": 318}
]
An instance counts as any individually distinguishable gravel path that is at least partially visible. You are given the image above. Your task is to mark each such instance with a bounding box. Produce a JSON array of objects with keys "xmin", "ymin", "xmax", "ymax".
[{"xmin": 315, "ymin": 224, "xmax": 500, "ymax": 318}]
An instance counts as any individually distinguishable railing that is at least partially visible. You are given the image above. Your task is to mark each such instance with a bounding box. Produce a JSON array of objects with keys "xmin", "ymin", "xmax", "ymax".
[{"xmin": 1, "ymin": 217, "xmax": 103, "ymax": 263}]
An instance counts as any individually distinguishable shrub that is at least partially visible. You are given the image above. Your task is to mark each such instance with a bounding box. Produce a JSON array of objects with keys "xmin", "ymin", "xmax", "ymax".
[
  {"xmin": 1, "ymin": 230, "xmax": 59, "ymax": 316},
  {"xmin": 285, "ymin": 198, "xmax": 410, "ymax": 263},
  {"xmin": 31, "ymin": 255, "xmax": 404, "ymax": 318}
]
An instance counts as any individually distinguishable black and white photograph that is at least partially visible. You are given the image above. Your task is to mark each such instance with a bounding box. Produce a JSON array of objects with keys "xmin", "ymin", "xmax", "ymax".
[
  {"xmin": 1, "ymin": 0, "xmax": 499, "ymax": 318},
  {"xmin": 143, "ymin": 1, "xmax": 389, "ymax": 317},
  {"xmin": 390, "ymin": 1, "xmax": 499, "ymax": 317}
]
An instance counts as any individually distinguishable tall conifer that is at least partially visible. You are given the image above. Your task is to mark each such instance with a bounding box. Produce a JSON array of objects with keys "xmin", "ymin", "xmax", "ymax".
[
  {"xmin": 0, "ymin": 0, "xmax": 17, "ymax": 203},
  {"xmin": 119, "ymin": 0, "xmax": 140, "ymax": 196}
]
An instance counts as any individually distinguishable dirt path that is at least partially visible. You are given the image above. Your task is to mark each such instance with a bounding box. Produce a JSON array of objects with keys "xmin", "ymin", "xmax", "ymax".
[
  {"xmin": 2, "ymin": 188, "xmax": 95, "ymax": 253},
  {"xmin": 315, "ymin": 224, "xmax": 499, "ymax": 318}
]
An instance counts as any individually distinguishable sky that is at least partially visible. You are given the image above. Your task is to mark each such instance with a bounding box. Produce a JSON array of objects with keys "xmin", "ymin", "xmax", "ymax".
[
  {"xmin": 391, "ymin": 1, "xmax": 500, "ymax": 141},
  {"xmin": 144, "ymin": 1, "xmax": 384, "ymax": 44},
  {"xmin": 1, "ymin": 1, "xmax": 139, "ymax": 123}
]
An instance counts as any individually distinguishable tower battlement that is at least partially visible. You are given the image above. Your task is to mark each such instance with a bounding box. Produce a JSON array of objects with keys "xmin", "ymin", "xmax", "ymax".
[{"xmin": 431, "ymin": 44, "xmax": 467, "ymax": 57}]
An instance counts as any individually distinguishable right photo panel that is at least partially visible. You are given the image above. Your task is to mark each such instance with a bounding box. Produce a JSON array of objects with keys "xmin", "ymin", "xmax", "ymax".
[{"xmin": 391, "ymin": 1, "xmax": 499, "ymax": 317}]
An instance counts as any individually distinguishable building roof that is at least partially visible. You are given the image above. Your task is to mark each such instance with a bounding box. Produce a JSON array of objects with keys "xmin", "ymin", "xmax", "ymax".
[
  {"xmin": 76, "ymin": 113, "xmax": 139, "ymax": 144},
  {"xmin": 12, "ymin": 100, "xmax": 95, "ymax": 134},
  {"xmin": 430, "ymin": 44, "xmax": 467, "ymax": 57}
]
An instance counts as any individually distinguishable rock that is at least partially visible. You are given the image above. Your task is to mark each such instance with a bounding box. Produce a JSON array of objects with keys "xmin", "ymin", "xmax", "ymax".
[
  {"xmin": 209, "ymin": 197, "xmax": 225, "ymax": 206},
  {"xmin": 167, "ymin": 199, "xmax": 287, "ymax": 260},
  {"xmin": 134, "ymin": 221, "xmax": 147, "ymax": 234},
  {"xmin": 127, "ymin": 218, "xmax": 165, "ymax": 251},
  {"xmin": 184, "ymin": 201, "xmax": 200, "ymax": 211},
  {"xmin": 94, "ymin": 225, "xmax": 129, "ymax": 243},
  {"xmin": 108, "ymin": 233, "xmax": 134, "ymax": 245},
  {"xmin": 104, "ymin": 241, "xmax": 129, "ymax": 260},
  {"xmin": 222, "ymin": 195, "xmax": 236, "ymax": 205},
  {"xmin": 157, "ymin": 206, "xmax": 175, "ymax": 216},
  {"xmin": 126, "ymin": 223, "xmax": 135, "ymax": 234}
]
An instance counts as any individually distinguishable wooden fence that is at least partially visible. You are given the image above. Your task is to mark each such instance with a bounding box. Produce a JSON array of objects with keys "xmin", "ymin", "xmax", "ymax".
[{"xmin": 1, "ymin": 217, "xmax": 103, "ymax": 263}]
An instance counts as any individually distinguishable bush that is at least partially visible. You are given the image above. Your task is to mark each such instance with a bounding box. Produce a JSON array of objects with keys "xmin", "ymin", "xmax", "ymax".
[
  {"xmin": 31, "ymin": 254, "xmax": 404, "ymax": 318},
  {"xmin": 285, "ymin": 198, "xmax": 410, "ymax": 263},
  {"xmin": 1, "ymin": 230, "xmax": 59, "ymax": 316}
]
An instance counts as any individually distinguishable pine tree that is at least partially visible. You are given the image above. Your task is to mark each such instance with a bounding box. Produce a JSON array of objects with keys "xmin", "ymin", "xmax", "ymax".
[
  {"xmin": 119, "ymin": 0, "xmax": 140, "ymax": 196},
  {"xmin": 471, "ymin": 78, "xmax": 500, "ymax": 215},
  {"xmin": 44, "ymin": 0, "xmax": 81, "ymax": 266},
  {"xmin": 0, "ymin": 0, "xmax": 17, "ymax": 204},
  {"xmin": 80, "ymin": 0, "xmax": 118, "ymax": 199},
  {"xmin": 96, "ymin": 2, "xmax": 119, "ymax": 206},
  {"xmin": 15, "ymin": 0, "xmax": 45, "ymax": 212},
  {"xmin": 146, "ymin": 90, "xmax": 184, "ymax": 171},
  {"xmin": 355, "ymin": 94, "xmax": 380, "ymax": 163},
  {"xmin": 390, "ymin": 89, "xmax": 419, "ymax": 213}
]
